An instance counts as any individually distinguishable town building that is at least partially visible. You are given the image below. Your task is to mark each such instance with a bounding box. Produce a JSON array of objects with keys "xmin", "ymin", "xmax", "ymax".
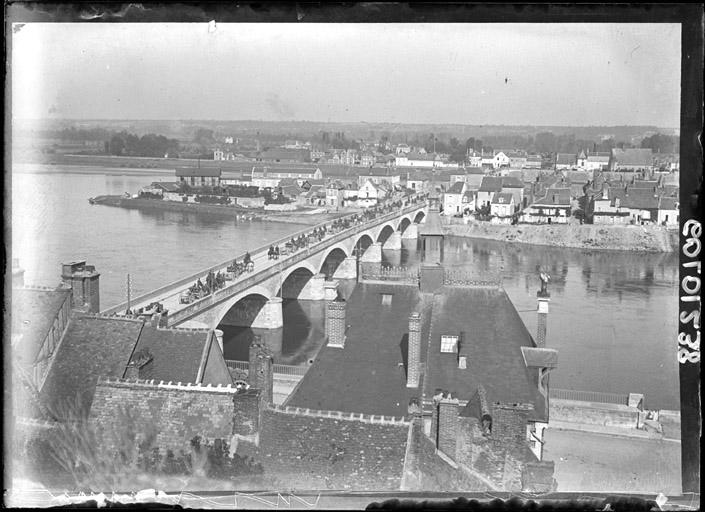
[
  {"xmin": 554, "ymin": 153, "xmax": 577, "ymax": 171},
  {"xmin": 442, "ymin": 181, "xmax": 467, "ymax": 216},
  {"xmin": 467, "ymin": 151, "xmax": 483, "ymax": 168},
  {"xmin": 481, "ymin": 151, "xmax": 510, "ymax": 170},
  {"xmin": 175, "ymin": 167, "xmax": 222, "ymax": 187},
  {"xmin": 499, "ymin": 175, "xmax": 526, "ymax": 209},
  {"xmin": 524, "ymin": 155, "xmax": 543, "ymax": 169},
  {"xmin": 592, "ymin": 185, "xmax": 660, "ymax": 225},
  {"xmin": 609, "ymin": 148, "xmax": 654, "ymax": 172},
  {"xmin": 477, "ymin": 176, "xmax": 503, "ymax": 210},
  {"xmin": 521, "ymin": 188, "xmax": 572, "ymax": 224},
  {"xmin": 256, "ymin": 148, "xmax": 311, "ymax": 163},
  {"xmin": 490, "ymin": 192, "xmax": 516, "ymax": 223},
  {"xmin": 325, "ymin": 180, "xmax": 346, "ymax": 208},
  {"xmin": 358, "ymin": 179, "xmax": 388, "ymax": 207},
  {"xmin": 507, "ymin": 151, "xmax": 528, "ymax": 169},
  {"xmin": 357, "ymin": 168, "xmax": 401, "ymax": 187}
]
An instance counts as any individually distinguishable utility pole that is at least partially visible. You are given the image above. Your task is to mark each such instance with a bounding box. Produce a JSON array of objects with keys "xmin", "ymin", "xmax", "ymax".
[{"xmin": 126, "ymin": 273, "xmax": 132, "ymax": 314}]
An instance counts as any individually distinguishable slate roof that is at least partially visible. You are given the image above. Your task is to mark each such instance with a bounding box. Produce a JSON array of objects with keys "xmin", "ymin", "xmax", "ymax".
[
  {"xmin": 534, "ymin": 188, "xmax": 571, "ymax": 206},
  {"xmin": 287, "ymin": 283, "xmax": 432, "ymax": 417},
  {"xmin": 491, "ymin": 192, "xmax": 514, "ymax": 204},
  {"xmin": 129, "ymin": 326, "xmax": 212, "ymax": 384},
  {"xmin": 152, "ymin": 182, "xmax": 181, "ymax": 192},
  {"xmin": 564, "ymin": 171, "xmax": 591, "ymax": 184},
  {"xmin": 175, "ymin": 167, "xmax": 222, "ymax": 177},
  {"xmin": 586, "ymin": 154, "xmax": 610, "ymax": 163},
  {"xmin": 501, "ymin": 176, "xmax": 525, "ymax": 189},
  {"xmin": 446, "ymin": 181, "xmax": 466, "ymax": 195},
  {"xmin": 555, "ymin": 153, "xmax": 577, "ymax": 166},
  {"xmin": 12, "ymin": 287, "xmax": 72, "ymax": 364},
  {"xmin": 39, "ymin": 315, "xmax": 144, "ymax": 417},
  {"xmin": 659, "ymin": 197, "xmax": 678, "ymax": 210},
  {"xmin": 612, "ymin": 148, "xmax": 654, "ymax": 167},
  {"xmin": 465, "ymin": 166, "xmax": 485, "ymax": 175},
  {"xmin": 236, "ymin": 408, "xmax": 409, "ymax": 490},
  {"xmin": 479, "ymin": 177, "xmax": 503, "ymax": 192},
  {"xmin": 610, "ymin": 187, "xmax": 659, "ymax": 209},
  {"xmin": 423, "ymin": 287, "xmax": 546, "ymax": 423},
  {"xmin": 630, "ymin": 180, "xmax": 659, "ymax": 189}
]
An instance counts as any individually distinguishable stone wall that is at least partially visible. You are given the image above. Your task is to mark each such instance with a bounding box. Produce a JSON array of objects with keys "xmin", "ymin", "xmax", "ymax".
[{"xmin": 89, "ymin": 379, "xmax": 260, "ymax": 454}]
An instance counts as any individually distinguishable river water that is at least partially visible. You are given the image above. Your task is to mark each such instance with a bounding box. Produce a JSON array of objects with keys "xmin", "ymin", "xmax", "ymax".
[{"xmin": 10, "ymin": 168, "xmax": 680, "ymax": 410}]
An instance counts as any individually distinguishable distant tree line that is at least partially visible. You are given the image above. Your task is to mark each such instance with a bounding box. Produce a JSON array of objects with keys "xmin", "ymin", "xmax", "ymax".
[
  {"xmin": 108, "ymin": 131, "xmax": 180, "ymax": 157},
  {"xmin": 640, "ymin": 133, "xmax": 679, "ymax": 154}
]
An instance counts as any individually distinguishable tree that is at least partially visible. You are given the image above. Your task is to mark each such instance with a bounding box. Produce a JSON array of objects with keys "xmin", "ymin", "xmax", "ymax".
[
  {"xmin": 109, "ymin": 135, "xmax": 125, "ymax": 156},
  {"xmin": 641, "ymin": 133, "xmax": 678, "ymax": 154}
]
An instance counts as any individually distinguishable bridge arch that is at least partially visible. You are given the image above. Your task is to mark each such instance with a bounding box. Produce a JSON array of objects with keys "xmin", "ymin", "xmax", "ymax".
[
  {"xmin": 413, "ymin": 210, "xmax": 426, "ymax": 223},
  {"xmin": 352, "ymin": 233, "xmax": 375, "ymax": 257},
  {"xmin": 376, "ymin": 223, "xmax": 396, "ymax": 244},
  {"xmin": 398, "ymin": 217, "xmax": 412, "ymax": 233},
  {"xmin": 319, "ymin": 246, "xmax": 349, "ymax": 278},
  {"xmin": 214, "ymin": 286, "xmax": 273, "ymax": 330},
  {"xmin": 278, "ymin": 263, "xmax": 317, "ymax": 299}
]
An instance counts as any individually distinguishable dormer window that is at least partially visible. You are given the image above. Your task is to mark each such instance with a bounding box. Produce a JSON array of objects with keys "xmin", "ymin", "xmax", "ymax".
[{"xmin": 440, "ymin": 335, "xmax": 458, "ymax": 353}]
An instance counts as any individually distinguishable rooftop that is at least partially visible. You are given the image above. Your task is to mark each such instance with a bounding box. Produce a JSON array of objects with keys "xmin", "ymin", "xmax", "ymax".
[
  {"xmin": 175, "ymin": 167, "xmax": 222, "ymax": 178},
  {"xmin": 446, "ymin": 181, "xmax": 466, "ymax": 195},
  {"xmin": 423, "ymin": 286, "xmax": 546, "ymax": 422},
  {"xmin": 129, "ymin": 326, "xmax": 213, "ymax": 384},
  {"xmin": 12, "ymin": 287, "xmax": 72, "ymax": 364},
  {"xmin": 479, "ymin": 177, "xmax": 503, "ymax": 192},
  {"xmin": 556, "ymin": 153, "xmax": 577, "ymax": 166},
  {"xmin": 39, "ymin": 315, "xmax": 144, "ymax": 417},
  {"xmin": 286, "ymin": 283, "xmax": 432, "ymax": 417},
  {"xmin": 491, "ymin": 192, "xmax": 514, "ymax": 204}
]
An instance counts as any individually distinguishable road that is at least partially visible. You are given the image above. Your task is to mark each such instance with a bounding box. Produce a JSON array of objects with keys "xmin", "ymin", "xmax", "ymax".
[{"xmin": 543, "ymin": 428, "xmax": 682, "ymax": 495}]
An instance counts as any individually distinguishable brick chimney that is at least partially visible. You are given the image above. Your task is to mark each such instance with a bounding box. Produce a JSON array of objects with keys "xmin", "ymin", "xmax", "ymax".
[
  {"xmin": 125, "ymin": 349, "xmax": 153, "ymax": 380},
  {"xmin": 491, "ymin": 402, "xmax": 533, "ymax": 449},
  {"xmin": 406, "ymin": 312, "xmax": 421, "ymax": 388},
  {"xmin": 248, "ymin": 336, "xmax": 273, "ymax": 405},
  {"xmin": 326, "ymin": 297, "xmax": 347, "ymax": 348},
  {"xmin": 431, "ymin": 391, "xmax": 459, "ymax": 460},
  {"xmin": 61, "ymin": 261, "xmax": 100, "ymax": 313}
]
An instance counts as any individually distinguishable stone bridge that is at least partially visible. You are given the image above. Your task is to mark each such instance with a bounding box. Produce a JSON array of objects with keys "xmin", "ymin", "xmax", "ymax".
[{"xmin": 102, "ymin": 201, "xmax": 428, "ymax": 330}]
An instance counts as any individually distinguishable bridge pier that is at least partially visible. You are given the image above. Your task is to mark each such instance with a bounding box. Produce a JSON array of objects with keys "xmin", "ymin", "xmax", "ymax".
[
  {"xmin": 383, "ymin": 231, "xmax": 403, "ymax": 251},
  {"xmin": 297, "ymin": 273, "xmax": 327, "ymax": 301},
  {"xmin": 333, "ymin": 256, "xmax": 358, "ymax": 280},
  {"xmin": 401, "ymin": 223, "xmax": 419, "ymax": 240},
  {"xmin": 251, "ymin": 297, "xmax": 283, "ymax": 329},
  {"xmin": 361, "ymin": 242, "xmax": 383, "ymax": 263},
  {"xmin": 324, "ymin": 280, "xmax": 339, "ymax": 301}
]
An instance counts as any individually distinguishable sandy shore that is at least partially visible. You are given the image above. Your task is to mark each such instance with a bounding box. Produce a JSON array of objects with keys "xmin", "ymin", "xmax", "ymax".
[{"xmin": 443, "ymin": 221, "xmax": 678, "ymax": 253}]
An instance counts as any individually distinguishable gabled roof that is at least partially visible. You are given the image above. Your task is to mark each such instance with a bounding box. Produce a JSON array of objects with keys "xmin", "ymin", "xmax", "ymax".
[
  {"xmin": 586, "ymin": 154, "xmax": 610, "ymax": 163},
  {"xmin": 423, "ymin": 287, "xmax": 546, "ymax": 422},
  {"xmin": 534, "ymin": 188, "xmax": 571, "ymax": 206},
  {"xmin": 611, "ymin": 148, "xmax": 653, "ymax": 167},
  {"xmin": 235, "ymin": 408, "xmax": 409, "ymax": 490},
  {"xmin": 175, "ymin": 167, "xmax": 222, "ymax": 177},
  {"xmin": 129, "ymin": 326, "xmax": 213, "ymax": 385},
  {"xmin": 39, "ymin": 315, "xmax": 144, "ymax": 417},
  {"xmin": 659, "ymin": 197, "xmax": 678, "ymax": 210},
  {"xmin": 564, "ymin": 171, "xmax": 591, "ymax": 184},
  {"xmin": 446, "ymin": 181, "xmax": 466, "ymax": 195},
  {"xmin": 479, "ymin": 177, "xmax": 503, "ymax": 192},
  {"xmin": 500, "ymin": 176, "xmax": 524, "ymax": 189},
  {"xmin": 152, "ymin": 182, "xmax": 181, "ymax": 192},
  {"xmin": 12, "ymin": 287, "xmax": 72, "ymax": 364},
  {"xmin": 555, "ymin": 153, "xmax": 577, "ymax": 166},
  {"xmin": 491, "ymin": 192, "xmax": 514, "ymax": 204},
  {"xmin": 610, "ymin": 187, "xmax": 659, "ymax": 209}
]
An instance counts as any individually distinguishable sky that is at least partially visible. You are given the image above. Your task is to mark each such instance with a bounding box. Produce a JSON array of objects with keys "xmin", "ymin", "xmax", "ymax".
[{"xmin": 11, "ymin": 23, "xmax": 681, "ymax": 127}]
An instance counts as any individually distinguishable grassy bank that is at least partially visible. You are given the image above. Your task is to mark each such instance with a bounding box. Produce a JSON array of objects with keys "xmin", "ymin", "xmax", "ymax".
[{"xmin": 443, "ymin": 221, "xmax": 678, "ymax": 252}]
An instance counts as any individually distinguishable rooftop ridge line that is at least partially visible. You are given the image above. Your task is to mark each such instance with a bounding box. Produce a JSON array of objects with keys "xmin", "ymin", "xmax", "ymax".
[
  {"xmin": 96, "ymin": 376, "xmax": 240, "ymax": 394},
  {"xmin": 269, "ymin": 404, "xmax": 409, "ymax": 426}
]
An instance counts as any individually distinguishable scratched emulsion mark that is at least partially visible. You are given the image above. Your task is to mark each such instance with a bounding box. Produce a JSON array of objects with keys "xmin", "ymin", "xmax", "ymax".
[{"xmin": 13, "ymin": 23, "xmax": 25, "ymax": 34}]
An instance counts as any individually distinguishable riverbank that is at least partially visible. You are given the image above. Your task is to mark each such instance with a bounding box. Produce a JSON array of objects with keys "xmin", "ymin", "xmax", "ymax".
[
  {"xmin": 91, "ymin": 195, "xmax": 344, "ymax": 226},
  {"xmin": 443, "ymin": 221, "xmax": 678, "ymax": 252}
]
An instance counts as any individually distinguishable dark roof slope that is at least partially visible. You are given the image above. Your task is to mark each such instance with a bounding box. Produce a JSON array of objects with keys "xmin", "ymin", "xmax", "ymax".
[
  {"xmin": 446, "ymin": 181, "xmax": 466, "ymax": 194},
  {"xmin": 12, "ymin": 287, "xmax": 72, "ymax": 363},
  {"xmin": 556, "ymin": 153, "xmax": 577, "ymax": 166},
  {"xmin": 236, "ymin": 408, "xmax": 408, "ymax": 490},
  {"xmin": 479, "ymin": 177, "xmax": 503, "ymax": 192},
  {"xmin": 175, "ymin": 167, "xmax": 221, "ymax": 177},
  {"xmin": 39, "ymin": 315, "xmax": 144, "ymax": 416},
  {"xmin": 423, "ymin": 286, "xmax": 545, "ymax": 422},
  {"xmin": 130, "ymin": 326, "xmax": 212, "ymax": 384},
  {"xmin": 287, "ymin": 283, "xmax": 431, "ymax": 417},
  {"xmin": 500, "ymin": 176, "xmax": 525, "ymax": 189}
]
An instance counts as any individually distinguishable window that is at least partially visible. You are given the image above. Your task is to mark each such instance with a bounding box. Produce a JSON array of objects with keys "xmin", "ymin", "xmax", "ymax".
[
  {"xmin": 440, "ymin": 335, "xmax": 458, "ymax": 353},
  {"xmin": 381, "ymin": 293, "xmax": 393, "ymax": 306},
  {"xmin": 458, "ymin": 356, "xmax": 467, "ymax": 369}
]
